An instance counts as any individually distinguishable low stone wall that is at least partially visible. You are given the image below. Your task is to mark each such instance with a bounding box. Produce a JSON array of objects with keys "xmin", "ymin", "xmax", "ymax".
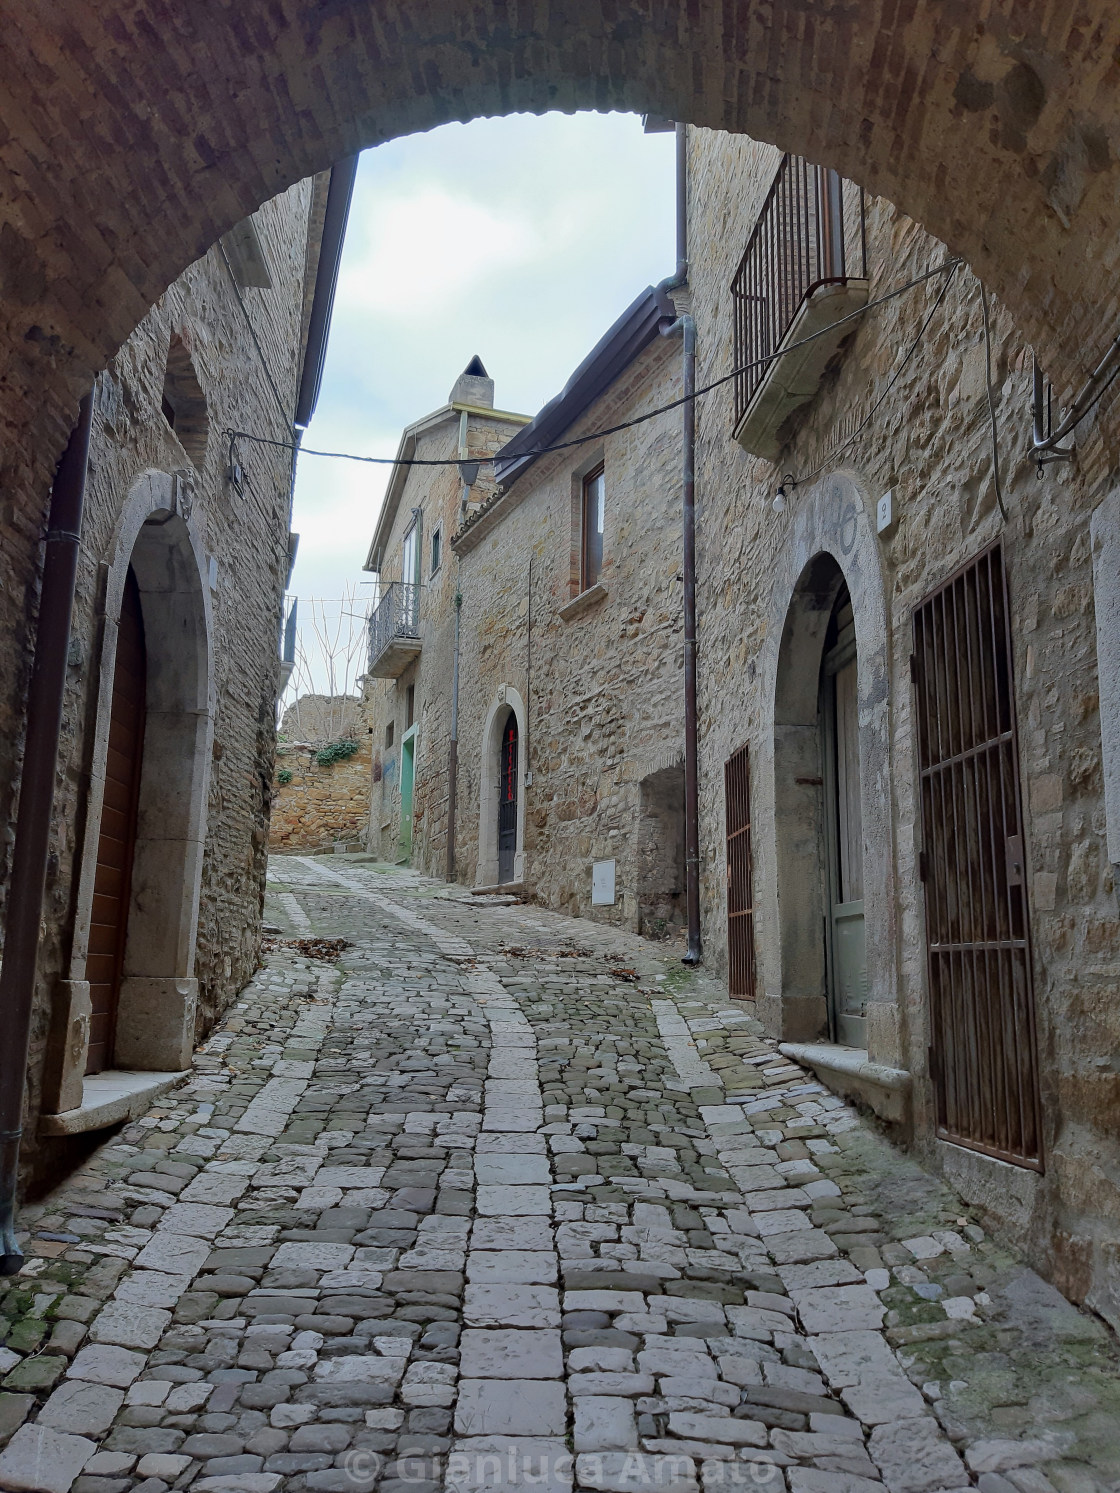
[{"xmin": 269, "ymin": 740, "xmax": 371, "ymax": 852}]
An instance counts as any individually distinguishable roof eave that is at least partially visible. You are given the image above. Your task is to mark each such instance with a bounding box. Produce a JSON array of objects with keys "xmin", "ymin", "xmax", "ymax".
[{"xmin": 493, "ymin": 283, "xmax": 677, "ymax": 491}]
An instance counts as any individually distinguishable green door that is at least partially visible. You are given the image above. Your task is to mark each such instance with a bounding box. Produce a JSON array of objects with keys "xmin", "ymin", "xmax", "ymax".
[
  {"xmin": 822, "ymin": 598, "xmax": 867, "ymax": 1048},
  {"xmin": 399, "ymin": 732, "xmax": 415, "ymax": 863}
]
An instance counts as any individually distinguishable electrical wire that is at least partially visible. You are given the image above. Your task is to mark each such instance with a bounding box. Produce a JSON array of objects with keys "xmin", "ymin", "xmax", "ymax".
[
  {"xmin": 980, "ymin": 284, "xmax": 1009, "ymax": 523},
  {"xmin": 224, "ymin": 255, "xmax": 963, "ymax": 472},
  {"xmin": 788, "ymin": 260, "xmax": 960, "ymax": 489}
]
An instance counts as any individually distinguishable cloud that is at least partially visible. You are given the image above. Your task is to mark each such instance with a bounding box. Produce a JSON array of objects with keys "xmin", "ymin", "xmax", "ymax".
[{"xmin": 339, "ymin": 189, "xmax": 540, "ymax": 319}]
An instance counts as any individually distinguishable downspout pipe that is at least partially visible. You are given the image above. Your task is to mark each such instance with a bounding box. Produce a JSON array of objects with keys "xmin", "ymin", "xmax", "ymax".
[
  {"xmin": 679, "ymin": 315, "xmax": 700, "ymax": 964},
  {"xmin": 0, "ymin": 392, "xmax": 93, "ymax": 1275},
  {"xmin": 658, "ymin": 122, "xmax": 702, "ymax": 965},
  {"xmin": 447, "ymin": 581, "xmax": 462, "ymax": 882}
]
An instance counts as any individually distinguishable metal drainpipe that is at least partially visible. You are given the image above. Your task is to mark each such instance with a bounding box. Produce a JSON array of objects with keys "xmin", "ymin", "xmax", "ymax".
[
  {"xmin": 658, "ymin": 123, "xmax": 702, "ymax": 964},
  {"xmin": 447, "ymin": 577, "xmax": 462, "ymax": 882},
  {"xmin": 0, "ymin": 392, "xmax": 93, "ymax": 1274},
  {"xmin": 680, "ymin": 315, "xmax": 701, "ymax": 964}
]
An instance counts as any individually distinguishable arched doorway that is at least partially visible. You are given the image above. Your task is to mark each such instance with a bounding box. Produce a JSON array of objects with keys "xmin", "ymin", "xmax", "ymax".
[
  {"xmin": 497, "ymin": 712, "xmax": 519, "ymax": 884},
  {"xmin": 477, "ymin": 687, "xmax": 527, "ymax": 889},
  {"xmin": 65, "ymin": 475, "xmax": 214, "ymax": 1082},
  {"xmin": 85, "ymin": 566, "xmax": 146, "ymax": 1074},
  {"xmin": 772, "ymin": 551, "xmax": 873, "ymax": 1045}
]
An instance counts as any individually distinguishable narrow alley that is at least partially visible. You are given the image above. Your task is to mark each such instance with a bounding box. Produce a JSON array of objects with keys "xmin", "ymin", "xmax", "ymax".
[{"xmin": 2, "ymin": 858, "xmax": 1118, "ymax": 1493}]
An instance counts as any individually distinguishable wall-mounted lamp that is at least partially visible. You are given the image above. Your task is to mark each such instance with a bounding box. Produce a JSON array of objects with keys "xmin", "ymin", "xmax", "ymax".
[
  {"xmin": 773, "ymin": 473, "xmax": 796, "ymax": 514},
  {"xmin": 458, "ymin": 460, "xmax": 480, "ymax": 487}
]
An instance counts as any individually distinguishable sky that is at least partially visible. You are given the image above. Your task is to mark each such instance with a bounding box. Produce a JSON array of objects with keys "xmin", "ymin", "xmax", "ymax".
[{"xmin": 283, "ymin": 111, "xmax": 677, "ymax": 699}]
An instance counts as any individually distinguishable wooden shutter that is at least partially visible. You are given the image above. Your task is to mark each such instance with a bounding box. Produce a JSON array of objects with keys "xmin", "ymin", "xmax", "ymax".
[
  {"xmin": 725, "ymin": 742, "xmax": 756, "ymax": 999},
  {"xmin": 912, "ymin": 543, "xmax": 1043, "ymax": 1169}
]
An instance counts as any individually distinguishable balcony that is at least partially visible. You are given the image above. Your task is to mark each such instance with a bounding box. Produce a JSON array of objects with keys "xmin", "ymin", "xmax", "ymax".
[
  {"xmin": 367, "ymin": 582, "xmax": 422, "ymax": 678},
  {"xmin": 732, "ymin": 156, "xmax": 867, "ymax": 461}
]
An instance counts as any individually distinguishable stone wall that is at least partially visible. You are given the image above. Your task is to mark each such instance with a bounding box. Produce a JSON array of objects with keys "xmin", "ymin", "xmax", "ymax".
[
  {"xmin": 280, "ymin": 692, "xmax": 361, "ymax": 746},
  {"xmin": 452, "ymin": 336, "xmax": 684, "ymax": 931},
  {"xmin": 685, "ymin": 127, "xmax": 1120, "ymax": 1326},
  {"xmin": 270, "ymin": 737, "xmax": 372, "ymax": 852},
  {"xmin": 22, "ymin": 180, "xmax": 318, "ymax": 1182}
]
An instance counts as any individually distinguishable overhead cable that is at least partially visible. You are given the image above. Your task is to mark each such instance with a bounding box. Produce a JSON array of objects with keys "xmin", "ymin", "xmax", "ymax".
[{"xmin": 224, "ymin": 256, "xmax": 964, "ymax": 472}]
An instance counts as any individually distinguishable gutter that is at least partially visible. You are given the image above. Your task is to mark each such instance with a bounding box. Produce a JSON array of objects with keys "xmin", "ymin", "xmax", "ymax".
[
  {"xmin": 295, "ymin": 155, "xmax": 358, "ymax": 430},
  {"xmin": 658, "ymin": 124, "xmax": 702, "ymax": 965},
  {"xmin": 0, "ymin": 393, "xmax": 93, "ymax": 1274}
]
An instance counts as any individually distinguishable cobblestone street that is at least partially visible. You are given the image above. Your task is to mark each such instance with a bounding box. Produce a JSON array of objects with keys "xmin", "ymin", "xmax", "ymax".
[{"xmin": 2, "ymin": 856, "xmax": 1118, "ymax": 1493}]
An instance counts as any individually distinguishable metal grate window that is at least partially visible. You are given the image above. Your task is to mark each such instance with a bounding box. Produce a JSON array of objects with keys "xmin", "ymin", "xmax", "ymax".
[
  {"xmin": 912, "ymin": 543, "xmax": 1043, "ymax": 1170},
  {"xmin": 725, "ymin": 742, "xmax": 756, "ymax": 999}
]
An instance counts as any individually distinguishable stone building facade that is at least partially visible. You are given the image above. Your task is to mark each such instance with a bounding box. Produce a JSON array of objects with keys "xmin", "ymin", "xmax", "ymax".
[
  {"xmin": 360, "ymin": 293, "xmax": 687, "ymax": 935},
  {"xmin": 361, "ymin": 363, "xmax": 531, "ymax": 870},
  {"xmin": 22, "ymin": 177, "xmax": 331, "ymax": 1183},
  {"xmin": 451, "ymin": 287, "xmax": 685, "ymax": 930},
  {"xmin": 682, "ymin": 127, "xmax": 1120, "ymax": 1328}
]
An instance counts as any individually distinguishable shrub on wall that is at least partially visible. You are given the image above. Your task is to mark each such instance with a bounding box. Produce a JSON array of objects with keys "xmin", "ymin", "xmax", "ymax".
[
  {"xmin": 315, "ymin": 738, "xmax": 359, "ymax": 767},
  {"xmin": 277, "ymin": 767, "xmax": 293, "ymax": 785}
]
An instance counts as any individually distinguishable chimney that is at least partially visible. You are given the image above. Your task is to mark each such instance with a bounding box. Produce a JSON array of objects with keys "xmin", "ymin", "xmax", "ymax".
[{"xmin": 449, "ymin": 356, "xmax": 494, "ymax": 409}]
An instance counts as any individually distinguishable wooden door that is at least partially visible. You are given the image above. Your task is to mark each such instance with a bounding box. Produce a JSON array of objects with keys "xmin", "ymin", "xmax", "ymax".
[
  {"xmin": 912, "ymin": 543, "xmax": 1043, "ymax": 1169},
  {"xmin": 724, "ymin": 742, "xmax": 755, "ymax": 998},
  {"xmin": 497, "ymin": 715, "xmax": 518, "ymax": 884},
  {"xmin": 822, "ymin": 598, "xmax": 867, "ymax": 1047},
  {"xmin": 87, "ymin": 568, "xmax": 146, "ymax": 1074}
]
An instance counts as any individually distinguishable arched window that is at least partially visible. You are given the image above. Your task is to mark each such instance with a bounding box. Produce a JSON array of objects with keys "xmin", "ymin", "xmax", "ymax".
[{"xmin": 161, "ymin": 333, "xmax": 209, "ymax": 467}]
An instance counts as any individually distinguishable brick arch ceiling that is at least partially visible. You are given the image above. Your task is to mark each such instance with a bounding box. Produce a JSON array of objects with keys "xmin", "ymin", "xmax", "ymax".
[{"xmin": 3, "ymin": 0, "xmax": 1120, "ymax": 496}]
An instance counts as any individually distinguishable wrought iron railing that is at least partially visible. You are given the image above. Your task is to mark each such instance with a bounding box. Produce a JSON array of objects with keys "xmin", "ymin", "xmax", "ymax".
[
  {"xmin": 367, "ymin": 582, "xmax": 420, "ymax": 671},
  {"xmin": 731, "ymin": 155, "xmax": 866, "ymax": 427}
]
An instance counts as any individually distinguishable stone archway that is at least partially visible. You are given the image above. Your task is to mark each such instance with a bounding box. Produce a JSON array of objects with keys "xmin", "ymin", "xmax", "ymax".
[
  {"xmin": 50, "ymin": 470, "xmax": 214, "ymax": 1106},
  {"xmin": 476, "ymin": 687, "xmax": 528, "ymax": 889},
  {"xmin": 6, "ymin": 0, "xmax": 1120, "ymax": 525}
]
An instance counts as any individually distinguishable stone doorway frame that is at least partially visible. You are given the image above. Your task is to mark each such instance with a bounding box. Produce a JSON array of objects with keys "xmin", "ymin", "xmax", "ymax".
[
  {"xmin": 45, "ymin": 468, "xmax": 215, "ymax": 1116},
  {"xmin": 476, "ymin": 686, "xmax": 527, "ymax": 889},
  {"xmin": 753, "ymin": 469, "xmax": 901, "ymax": 1072}
]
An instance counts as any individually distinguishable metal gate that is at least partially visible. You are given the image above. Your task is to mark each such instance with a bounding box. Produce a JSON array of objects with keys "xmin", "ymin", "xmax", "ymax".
[
  {"xmin": 912, "ymin": 543, "xmax": 1043, "ymax": 1169},
  {"xmin": 497, "ymin": 714, "xmax": 518, "ymax": 884},
  {"xmin": 725, "ymin": 742, "xmax": 756, "ymax": 998}
]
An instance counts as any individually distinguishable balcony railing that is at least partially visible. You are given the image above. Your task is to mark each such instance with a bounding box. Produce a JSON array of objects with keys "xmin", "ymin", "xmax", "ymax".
[
  {"xmin": 731, "ymin": 156, "xmax": 867, "ymax": 457},
  {"xmin": 367, "ymin": 581, "xmax": 422, "ymax": 679}
]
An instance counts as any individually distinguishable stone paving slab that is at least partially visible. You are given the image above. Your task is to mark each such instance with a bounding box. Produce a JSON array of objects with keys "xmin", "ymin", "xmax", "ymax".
[{"xmin": 0, "ymin": 855, "xmax": 1118, "ymax": 1493}]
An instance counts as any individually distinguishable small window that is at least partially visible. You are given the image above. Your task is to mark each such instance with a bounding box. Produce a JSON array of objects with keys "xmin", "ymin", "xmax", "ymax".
[
  {"xmin": 385, "ymin": 722, "xmax": 395, "ymax": 749},
  {"xmin": 430, "ymin": 526, "xmax": 442, "ymax": 575},
  {"xmin": 161, "ymin": 333, "xmax": 209, "ymax": 467},
  {"xmin": 406, "ymin": 684, "xmax": 416, "ymax": 729},
  {"xmin": 581, "ymin": 466, "xmax": 605, "ymax": 591}
]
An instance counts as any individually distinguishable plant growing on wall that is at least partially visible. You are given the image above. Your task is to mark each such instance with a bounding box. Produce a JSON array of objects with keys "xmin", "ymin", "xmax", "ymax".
[
  {"xmin": 277, "ymin": 767, "xmax": 293, "ymax": 785},
  {"xmin": 315, "ymin": 738, "xmax": 359, "ymax": 767}
]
